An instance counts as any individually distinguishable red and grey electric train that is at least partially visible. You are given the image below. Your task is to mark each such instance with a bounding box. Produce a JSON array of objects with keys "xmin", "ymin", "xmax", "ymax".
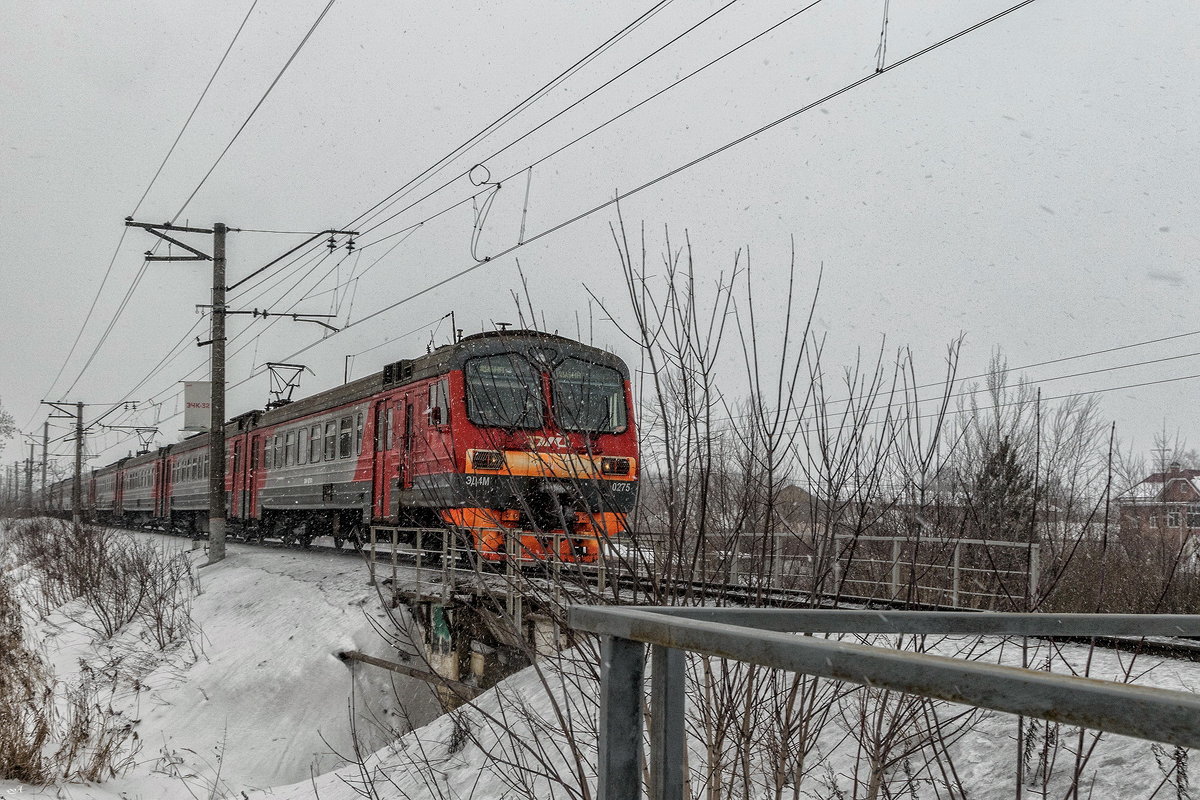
[{"xmin": 46, "ymin": 330, "xmax": 638, "ymax": 562}]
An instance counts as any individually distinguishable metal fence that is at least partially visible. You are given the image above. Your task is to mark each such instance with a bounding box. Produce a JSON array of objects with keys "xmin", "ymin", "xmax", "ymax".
[
  {"xmin": 569, "ymin": 606, "xmax": 1200, "ymax": 800},
  {"xmin": 833, "ymin": 534, "xmax": 1040, "ymax": 608},
  {"xmin": 601, "ymin": 531, "xmax": 1041, "ymax": 609}
]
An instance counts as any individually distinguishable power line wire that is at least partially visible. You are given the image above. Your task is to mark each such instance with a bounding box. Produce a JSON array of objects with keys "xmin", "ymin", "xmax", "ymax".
[
  {"xmin": 162, "ymin": 0, "xmax": 765, "ymax": 338},
  {"xmin": 64, "ymin": 0, "xmax": 1045, "ymax": 449},
  {"xmin": 242, "ymin": 0, "xmax": 1047, "ymax": 370},
  {"xmin": 358, "ymin": 0, "xmax": 746, "ymax": 238},
  {"xmin": 36, "ymin": 1, "xmax": 258, "ymax": 420},
  {"xmin": 720, "ymin": 329, "xmax": 1200, "ymax": 425},
  {"xmin": 349, "ymin": 0, "xmax": 829, "ymax": 260},
  {"xmin": 795, "ymin": 372, "xmax": 1200, "ymax": 435},
  {"xmin": 349, "ymin": 0, "xmax": 676, "ymax": 234},
  {"xmin": 172, "ymin": 0, "xmax": 337, "ymax": 221},
  {"xmin": 743, "ymin": 348, "xmax": 1200, "ymax": 430},
  {"xmin": 36, "ymin": 226, "xmax": 131, "ymax": 412},
  {"xmin": 112, "ymin": 245, "xmax": 341, "ymax": 424},
  {"xmin": 133, "ymin": 0, "xmax": 260, "ymax": 216},
  {"xmin": 59, "ymin": 258, "xmax": 152, "ymax": 398}
]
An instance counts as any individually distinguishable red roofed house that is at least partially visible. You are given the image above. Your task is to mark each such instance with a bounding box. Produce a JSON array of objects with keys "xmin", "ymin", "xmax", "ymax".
[{"xmin": 1117, "ymin": 462, "xmax": 1200, "ymax": 550}]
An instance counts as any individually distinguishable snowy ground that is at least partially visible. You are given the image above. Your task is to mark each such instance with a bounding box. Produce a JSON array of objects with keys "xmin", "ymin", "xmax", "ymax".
[
  {"xmin": 254, "ymin": 633, "xmax": 1200, "ymax": 800},
  {"xmin": 3, "ymin": 523, "xmax": 1199, "ymax": 799},
  {"xmin": 0, "ymin": 525, "xmax": 440, "ymax": 800}
]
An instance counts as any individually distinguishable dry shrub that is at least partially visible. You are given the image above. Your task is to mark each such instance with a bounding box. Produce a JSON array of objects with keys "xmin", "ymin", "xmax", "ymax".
[
  {"xmin": 0, "ymin": 570, "xmax": 54, "ymax": 782},
  {"xmin": 1, "ymin": 564, "xmax": 140, "ymax": 783},
  {"xmin": 0, "ymin": 519, "xmax": 190, "ymax": 784},
  {"xmin": 7, "ymin": 518, "xmax": 199, "ymax": 646}
]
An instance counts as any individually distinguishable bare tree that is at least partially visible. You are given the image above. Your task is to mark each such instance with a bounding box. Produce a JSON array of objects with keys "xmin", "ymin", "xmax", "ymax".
[{"xmin": 0, "ymin": 397, "xmax": 15, "ymax": 458}]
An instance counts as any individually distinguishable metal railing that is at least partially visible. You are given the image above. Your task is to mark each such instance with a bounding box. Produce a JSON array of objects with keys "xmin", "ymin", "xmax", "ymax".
[
  {"xmin": 568, "ymin": 607, "xmax": 1200, "ymax": 800},
  {"xmin": 833, "ymin": 534, "xmax": 1040, "ymax": 608},
  {"xmin": 367, "ymin": 525, "xmax": 611, "ymax": 615}
]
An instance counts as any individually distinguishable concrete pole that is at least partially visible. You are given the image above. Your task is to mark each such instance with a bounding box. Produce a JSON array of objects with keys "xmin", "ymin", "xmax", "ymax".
[
  {"xmin": 40, "ymin": 419, "xmax": 48, "ymax": 510},
  {"xmin": 72, "ymin": 402, "xmax": 83, "ymax": 530},
  {"xmin": 25, "ymin": 441, "xmax": 34, "ymax": 511},
  {"xmin": 208, "ymin": 222, "xmax": 227, "ymax": 563}
]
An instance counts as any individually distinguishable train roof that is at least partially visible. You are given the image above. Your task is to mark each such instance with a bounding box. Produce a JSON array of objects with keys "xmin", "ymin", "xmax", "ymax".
[
  {"xmin": 445, "ymin": 330, "xmax": 628, "ymax": 377},
  {"xmin": 255, "ymin": 330, "xmax": 627, "ymax": 429},
  {"xmin": 79, "ymin": 331, "xmax": 629, "ymax": 468}
]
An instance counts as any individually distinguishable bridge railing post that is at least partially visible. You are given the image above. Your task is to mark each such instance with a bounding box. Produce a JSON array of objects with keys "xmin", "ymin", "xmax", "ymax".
[
  {"xmin": 952, "ymin": 542, "xmax": 961, "ymax": 608},
  {"xmin": 597, "ymin": 542, "xmax": 608, "ymax": 598},
  {"xmin": 506, "ymin": 529, "xmax": 523, "ymax": 628},
  {"xmin": 1028, "ymin": 542, "xmax": 1041, "ymax": 608},
  {"xmin": 441, "ymin": 528, "xmax": 453, "ymax": 605},
  {"xmin": 598, "ymin": 635, "xmax": 645, "ymax": 800},
  {"xmin": 368, "ymin": 525, "xmax": 377, "ymax": 586},
  {"xmin": 649, "ymin": 644, "xmax": 685, "ymax": 800},
  {"xmin": 890, "ymin": 538, "xmax": 901, "ymax": 598}
]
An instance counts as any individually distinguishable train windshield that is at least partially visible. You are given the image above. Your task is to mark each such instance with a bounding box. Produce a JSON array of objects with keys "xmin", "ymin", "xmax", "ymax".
[
  {"xmin": 550, "ymin": 358, "xmax": 627, "ymax": 434},
  {"xmin": 465, "ymin": 354, "xmax": 545, "ymax": 429}
]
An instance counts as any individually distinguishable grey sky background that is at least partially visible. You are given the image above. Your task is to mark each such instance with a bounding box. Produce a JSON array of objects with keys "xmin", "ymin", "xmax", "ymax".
[{"xmin": 0, "ymin": 0, "xmax": 1196, "ymax": 468}]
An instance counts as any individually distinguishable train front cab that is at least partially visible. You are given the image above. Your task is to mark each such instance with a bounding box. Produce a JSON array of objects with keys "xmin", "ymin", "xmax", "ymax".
[{"xmin": 432, "ymin": 333, "xmax": 638, "ymax": 563}]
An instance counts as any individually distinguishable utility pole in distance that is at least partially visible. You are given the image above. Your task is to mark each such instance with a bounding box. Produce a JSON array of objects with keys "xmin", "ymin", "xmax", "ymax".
[
  {"xmin": 41, "ymin": 420, "xmax": 48, "ymax": 509},
  {"xmin": 42, "ymin": 402, "xmax": 86, "ymax": 530},
  {"xmin": 126, "ymin": 220, "xmax": 356, "ymax": 564},
  {"xmin": 41, "ymin": 401, "xmax": 135, "ymax": 529},
  {"xmin": 25, "ymin": 440, "xmax": 34, "ymax": 512}
]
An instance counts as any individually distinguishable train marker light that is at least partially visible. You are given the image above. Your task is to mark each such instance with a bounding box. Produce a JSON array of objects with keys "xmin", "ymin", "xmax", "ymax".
[
  {"xmin": 600, "ymin": 457, "xmax": 631, "ymax": 475},
  {"xmin": 471, "ymin": 450, "xmax": 505, "ymax": 470}
]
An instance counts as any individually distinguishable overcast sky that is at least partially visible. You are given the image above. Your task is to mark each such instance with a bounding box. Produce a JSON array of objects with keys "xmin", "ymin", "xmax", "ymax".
[{"xmin": 1, "ymin": 0, "xmax": 1196, "ymax": 469}]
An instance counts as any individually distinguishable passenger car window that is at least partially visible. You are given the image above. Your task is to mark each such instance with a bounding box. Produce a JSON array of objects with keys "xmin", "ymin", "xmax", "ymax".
[
  {"xmin": 310, "ymin": 425, "xmax": 321, "ymax": 462},
  {"xmin": 324, "ymin": 422, "xmax": 336, "ymax": 460}
]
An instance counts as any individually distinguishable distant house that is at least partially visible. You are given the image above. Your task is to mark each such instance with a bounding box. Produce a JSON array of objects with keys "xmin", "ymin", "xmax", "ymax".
[{"xmin": 1116, "ymin": 462, "xmax": 1200, "ymax": 543}]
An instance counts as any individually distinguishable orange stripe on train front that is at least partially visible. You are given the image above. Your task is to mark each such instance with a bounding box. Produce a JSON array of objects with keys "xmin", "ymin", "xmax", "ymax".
[{"xmin": 464, "ymin": 449, "xmax": 636, "ymax": 480}]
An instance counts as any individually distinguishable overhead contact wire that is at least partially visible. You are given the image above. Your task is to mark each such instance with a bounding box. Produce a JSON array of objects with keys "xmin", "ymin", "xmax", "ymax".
[
  {"xmin": 349, "ymin": 0, "xmax": 675, "ymax": 234},
  {"xmin": 39, "ymin": 2, "xmax": 259, "ymax": 416},
  {"xmin": 351, "ymin": 0, "xmax": 1043, "ymax": 329},
  {"xmin": 359, "ymin": 0, "xmax": 744, "ymax": 238},
  {"xmin": 172, "ymin": 0, "xmax": 337, "ymax": 221}
]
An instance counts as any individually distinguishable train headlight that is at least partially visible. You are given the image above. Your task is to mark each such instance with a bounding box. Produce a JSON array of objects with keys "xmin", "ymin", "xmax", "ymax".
[
  {"xmin": 600, "ymin": 457, "xmax": 630, "ymax": 476},
  {"xmin": 471, "ymin": 450, "xmax": 505, "ymax": 470}
]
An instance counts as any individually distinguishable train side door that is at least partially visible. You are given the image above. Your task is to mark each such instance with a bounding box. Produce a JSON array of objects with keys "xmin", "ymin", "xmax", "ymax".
[
  {"xmin": 248, "ymin": 435, "xmax": 261, "ymax": 518},
  {"xmin": 152, "ymin": 458, "xmax": 162, "ymax": 518},
  {"xmin": 401, "ymin": 399, "xmax": 414, "ymax": 491},
  {"xmin": 371, "ymin": 400, "xmax": 391, "ymax": 520},
  {"xmin": 162, "ymin": 458, "xmax": 172, "ymax": 519},
  {"xmin": 231, "ymin": 439, "xmax": 244, "ymax": 519}
]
